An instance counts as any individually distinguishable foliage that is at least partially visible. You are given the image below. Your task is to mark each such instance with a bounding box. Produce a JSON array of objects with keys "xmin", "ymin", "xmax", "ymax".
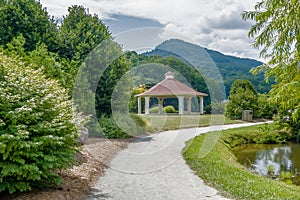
[
  {"xmin": 144, "ymin": 39, "xmax": 272, "ymax": 96},
  {"xmin": 256, "ymin": 93, "xmax": 276, "ymax": 119},
  {"xmin": 242, "ymin": 0, "xmax": 300, "ymax": 136},
  {"xmin": 183, "ymin": 124, "xmax": 300, "ymax": 200},
  {"xmin": 221, "ymin": 124, "xmax": 290, "ymax": 148},
  {"xmin": 58, "ymin": 5, "xmax": 110, "ymax": 61},
  {"xmin": 205, "ymin": 102, "xmax": 225, "ymax": 114},
  {"xmin": 164, "ymin": 105, "xmax": 176, "ymax": 113},
  {"xmin": 128, "ymin": 84, "xmax": 147, "ymax": 113},
  {"xmin": 0, "ymin": 54, "xmax": 84, "ymax": 194},
  {"xmin": 98, "ymin": 114, "xmax": 146, "ymax": 139},
  {"xmin": 0, "ymin": 0, "xmax": 58, "ymax": 52},
  {"xmin": 2, "ymin": 35, "xmax": 78, "ymax": 91},
  {"xmin": 98, "ymin": 115, "xmax": 129, "ymax": 139},
  {"xmin": 129, "ymin": 114, "xmax": 147, "ymax": 128},
  {"xmin": 225, "ymin": 80, "xmax": 258, "ymax": 119},
  {"xmin": 127, "ymin": 51, "xmax": 210, "ymax": 106},
  {"xmin": 95, "ymin": 54, "xmax": 131, "ymax": 116}
]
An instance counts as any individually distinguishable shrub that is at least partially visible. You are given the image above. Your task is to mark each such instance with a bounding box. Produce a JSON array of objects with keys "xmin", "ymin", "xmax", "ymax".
[
  {"xmin": 130, "ymin": 114, "xmax": 147, "ymax": 127},
  {"xmin": 98, "ymin": 115, "xmax": 128, "ymax": 139},
  {"xmin": 256, "ymin": 94, "xmax": 276, "ymax": 119},
  {"xmin": 163, "ymin": 105, "xmax": 176, "ymax": 113},
  {"xmin": 98, "ymin": 114, "xmax": 146, "ymax": 139},
  {"xmin": 205, "ymin": 102, "xmax": 225, "ymax": 114},
  {"xmin": 225, "ymin": 79, "xmax": 258, "ymax": 119},
  {"xmin": 0, "ymin": 54, "xmax": 84, "ymax": 194}
]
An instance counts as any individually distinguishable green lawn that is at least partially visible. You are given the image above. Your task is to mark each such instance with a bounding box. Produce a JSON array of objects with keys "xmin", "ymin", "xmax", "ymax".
[
  {"xmin": 140, "ymin": 114, "xmax": 243, "ymax": 132},
  {"xmin": 183, "ymin": 124, "xmax": 300, "ymax": 200}
]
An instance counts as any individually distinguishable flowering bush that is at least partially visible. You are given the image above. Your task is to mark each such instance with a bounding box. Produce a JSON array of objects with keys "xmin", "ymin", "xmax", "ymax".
[{"xmin": 0, "ymin": 54, "xmax": 84, "ymax": 194}]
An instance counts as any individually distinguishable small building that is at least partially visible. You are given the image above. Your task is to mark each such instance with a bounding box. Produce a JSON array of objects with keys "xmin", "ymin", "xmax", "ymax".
[{"xmin": 135, "ymin": 71, "xmax": 208, "ymax": 115}]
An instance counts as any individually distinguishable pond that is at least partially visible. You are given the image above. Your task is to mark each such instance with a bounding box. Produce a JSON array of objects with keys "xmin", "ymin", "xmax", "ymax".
[{"xmin": 234, "ymin": 143, "xmax": 300, "ymax": 185}]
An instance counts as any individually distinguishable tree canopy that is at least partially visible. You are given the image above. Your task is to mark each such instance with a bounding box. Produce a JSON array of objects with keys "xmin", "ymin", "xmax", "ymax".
[
  {"xmin": 58, "ymin": 5, "xmax": 111, "ymax": 61},
  {"xmin": 225, "ymin": 79, "xmax": 258, "ymax": 119},
  {"xmin": 242, "ymin": 0, "xmax": 300, "ymax": 135},
  {"xmin": 0, "ymin": 0, "xmax": 58, "ymax": 52}
]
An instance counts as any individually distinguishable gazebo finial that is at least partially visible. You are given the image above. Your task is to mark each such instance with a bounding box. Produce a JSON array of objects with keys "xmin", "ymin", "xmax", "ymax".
[{"xmin": 165, "ymin": 71, "xmax": 174, "ymax": 79}]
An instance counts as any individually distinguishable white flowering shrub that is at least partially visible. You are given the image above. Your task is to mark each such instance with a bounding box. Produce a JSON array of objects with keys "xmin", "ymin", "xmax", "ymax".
[{"xmin": 0, "ymin": 54, "xmax": 82, "ymax": 194}]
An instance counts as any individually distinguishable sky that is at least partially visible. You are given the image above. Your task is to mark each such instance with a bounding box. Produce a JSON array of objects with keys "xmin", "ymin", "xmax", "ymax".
[{"xmin": 40, "ymin": 0, "xmax": 262, "ymax": 61}]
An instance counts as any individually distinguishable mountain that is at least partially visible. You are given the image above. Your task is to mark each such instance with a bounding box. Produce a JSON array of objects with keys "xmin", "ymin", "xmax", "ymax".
[{"xmin": 143, "ymin": 39, "xmax": 271, "ymax": 96}]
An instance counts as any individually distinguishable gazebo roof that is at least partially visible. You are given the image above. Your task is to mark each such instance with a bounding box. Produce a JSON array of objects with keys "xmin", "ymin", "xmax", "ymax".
[{"xmin": 136, "ymin": 71, "xmax": 208, "ymax": 97}]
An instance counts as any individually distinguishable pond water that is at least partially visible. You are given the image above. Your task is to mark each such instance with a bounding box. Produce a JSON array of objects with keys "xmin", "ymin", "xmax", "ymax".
[{"xmin": 234, "ymin": 143, "xmax": 300, "ymax": 185}]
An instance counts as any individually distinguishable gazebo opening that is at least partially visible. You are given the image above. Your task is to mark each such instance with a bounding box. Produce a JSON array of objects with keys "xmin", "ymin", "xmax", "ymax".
[{"xmin": 135, "ymin": 71, "xmax": 208, "ymax": 115}]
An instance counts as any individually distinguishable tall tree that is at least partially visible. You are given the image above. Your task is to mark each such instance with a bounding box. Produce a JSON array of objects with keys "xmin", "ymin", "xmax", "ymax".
[
  {"xmin": 58, "ymin": 5, "xmax": 111, "ymax": 61},
  {"xmin": 225, "ymin": 80, "xmax": 258, "ymax": 119},
  {"xmin": 242, "ymin": 0, "xmax": 300, "ymax": 135},
  {"xmin": 0, "ymin": 0, "xmax": 58, "ymax": 52}
]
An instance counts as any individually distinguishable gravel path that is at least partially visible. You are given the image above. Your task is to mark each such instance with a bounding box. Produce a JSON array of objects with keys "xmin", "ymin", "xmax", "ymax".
[{"xmin": 87, "ymin": 122, "xmax": 268, "ymax": 200}]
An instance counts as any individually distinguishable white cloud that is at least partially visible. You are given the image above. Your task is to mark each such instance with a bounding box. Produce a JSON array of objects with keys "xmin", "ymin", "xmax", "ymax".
[{"xmin": 40, "ymin": 0, "xmax": 262, "ymax": 61}]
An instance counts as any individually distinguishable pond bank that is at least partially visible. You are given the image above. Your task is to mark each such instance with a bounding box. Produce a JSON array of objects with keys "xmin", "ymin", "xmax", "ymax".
[
  {"xmin": 234, "ymin": 142, "xmax": 300, "ymax": 185},
  {"xmin": 183, "ymin": 123, "xmax": 300, "ymax": 200}
]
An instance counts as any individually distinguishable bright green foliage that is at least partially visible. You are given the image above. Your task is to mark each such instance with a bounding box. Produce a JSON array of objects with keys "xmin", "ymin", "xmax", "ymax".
[
  {"xmin": 0, "ymin": 0, "xmax": 58, "ymax": 52},
  {"xmin": 58, "ymin": 5, "xmax": 110, "ymax": 61},
  {"xmin": 164, "ymin": 105, "xmax": 176, "ymax": 113},
  {"xmin": 2, "ymin": 35, "xmax": 78, "ymax": 92},
  {"xmin": 129, "ymin": 85, "xmax": 147, "ymax": 113},
  {"xmin": 256, "ymin": 93, "xmax": 276, "ymax": 119},
  {"xmin": 149, "ymin": 105, "xmax": 176, "ymax": 113},
  {"xmin": 0, "ymin": 54, "xmax": 83, "ymax": 194},
  {"xmin": 242, "ymin": 0, "xmax": 300, "ymax": 135},
  {"xmin": 225, "ymin": 80, "xmax": 258, "ymax": 119}
]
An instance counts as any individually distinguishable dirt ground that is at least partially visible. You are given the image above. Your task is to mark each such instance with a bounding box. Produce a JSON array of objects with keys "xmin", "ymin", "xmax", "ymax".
[{"xmin": 0, "ymin": 138, "xmax": 129, "ymax": 200}]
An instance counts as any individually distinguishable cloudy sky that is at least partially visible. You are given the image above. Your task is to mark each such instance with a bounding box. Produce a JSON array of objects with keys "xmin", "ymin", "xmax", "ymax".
[{"xmin": 40, "ymin": 0, "xmax": 261, "ymax": 61}]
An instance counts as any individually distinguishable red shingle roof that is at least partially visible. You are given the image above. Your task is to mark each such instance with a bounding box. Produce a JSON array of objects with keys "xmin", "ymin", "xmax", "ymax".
[{"xmin": 136, "ymin": 72, "xmax": 208, "ymax": 97}]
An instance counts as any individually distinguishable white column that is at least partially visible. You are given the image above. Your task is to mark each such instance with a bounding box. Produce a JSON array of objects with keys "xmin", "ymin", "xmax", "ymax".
[
  {"xmin": 158, "ymin": 97, "xmax": 163, "ymax": 114},
  {"xmin": 199, "ymin": 96, "xmax": 204, "ymax": 114},
  {"xmin": 178, "ymin": 96, "xmax": 184, "ymax": 115},
  {"xmin": 145, "ymin": 96, "xmax": 150, "ymax": 114},
  {"xmin": 138, "ymin": 97, "xmax": 141, "ymax": 114},
  {"xmin": 187, "ymin": 97, "xmax": 192, "ymax": 114}
]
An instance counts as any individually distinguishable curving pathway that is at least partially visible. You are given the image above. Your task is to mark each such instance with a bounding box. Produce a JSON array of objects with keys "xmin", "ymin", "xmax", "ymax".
[{"xmin": 87, "ymin": 122, "xmax": 268, "ymax": 200}]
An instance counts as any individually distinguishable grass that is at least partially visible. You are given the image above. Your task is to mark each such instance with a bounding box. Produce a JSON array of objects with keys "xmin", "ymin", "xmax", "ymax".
[
  {"xmin": 140, "ymin": 114, "xmax": 242, "ymax": 132},
  {"xmin": 183, "ymin": 124, "xmax": 300, "ymax": 200}
]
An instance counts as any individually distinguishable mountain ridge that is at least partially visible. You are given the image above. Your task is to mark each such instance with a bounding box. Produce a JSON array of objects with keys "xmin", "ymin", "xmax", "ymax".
[{"xmin": 142, "ymin": 39, "xmax": 270, "ymax": 96}]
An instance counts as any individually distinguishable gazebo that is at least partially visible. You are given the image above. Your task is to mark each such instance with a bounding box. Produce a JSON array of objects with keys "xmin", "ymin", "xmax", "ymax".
[{"xmin": 135, "ymin": 71, "xmax": 208, "ymax": 115}]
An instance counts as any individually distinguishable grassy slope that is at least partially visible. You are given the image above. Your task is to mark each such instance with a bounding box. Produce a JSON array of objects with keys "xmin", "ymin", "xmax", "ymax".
[
  {"xmin": 183, "ymin": 124, "xmax": 300, "ymax": 200},
  {"xmin": 141, "ymin": 114, "xmax": 242, "ymax": 132}
]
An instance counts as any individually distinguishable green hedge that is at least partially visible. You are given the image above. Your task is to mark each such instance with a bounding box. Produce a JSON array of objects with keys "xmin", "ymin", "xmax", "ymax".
[
  {"xmin": 149, "ymin": 105, "xmax": 176, "ymax": 114},
  {"xmin": 98, "ymin": 114, "xmax": 146, "ymax": 139},
  {"xmin": 0, "ymin": 54, "xmax": 84, "ymax": 194}
]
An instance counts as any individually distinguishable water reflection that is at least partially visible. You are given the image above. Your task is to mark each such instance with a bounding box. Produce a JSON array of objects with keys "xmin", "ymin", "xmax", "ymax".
[
  {"xmin": 254, "ymin": 146, "xmax": 293, "ymax": 175},
  {"xmin": 234, "ymin": 143, "xmax": 300, "ymax": 185}
]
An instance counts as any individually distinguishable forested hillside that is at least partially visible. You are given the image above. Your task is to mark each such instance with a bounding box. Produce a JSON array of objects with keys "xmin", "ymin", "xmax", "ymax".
[{"xmin": 143, "ymin": 39, "xmax": 272, "ymax": 96}]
